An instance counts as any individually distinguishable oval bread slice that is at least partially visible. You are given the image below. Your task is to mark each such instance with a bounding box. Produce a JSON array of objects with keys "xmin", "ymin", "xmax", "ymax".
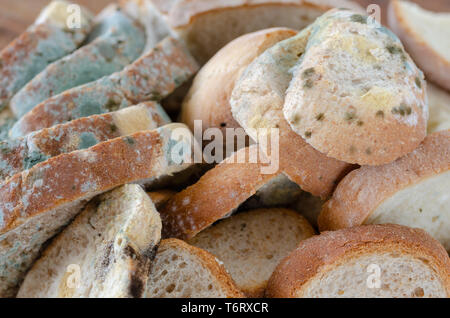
[
  {"xmin": 169, "ymin": 0, "xmax": 363, "ymax": 64},
  {"xmin": 181, "ymin": 28, "xmax": 297, "ymax": 150},
  {"xmin": 145, "ymin": 239, "xmax": 243, "ymax": 298},
  {"xmin": 17, "ymin": 184, "xmax": 161, "ymax": 298},
  {"xmin": 319, "ymin": 130, "xmax": 450, "ymax": 251},
  {"xmin": 189, "ymin": 208, "xmax": 315, "ymax": 297},
  {"xmin": 283, "ymin": 9, "xmax": 427, "ymax": 165},
  {"xmin": 388, "ymin": 0, "xmax": 450, "ymax": 91},
  {"xmin": 266, "ymin": 224, "xmax": 450, "ymax": 298}
]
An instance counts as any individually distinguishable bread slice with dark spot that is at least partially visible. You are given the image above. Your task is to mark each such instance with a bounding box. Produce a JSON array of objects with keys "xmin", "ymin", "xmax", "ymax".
[{"xmin": 17, "ymin": 184, "xmax": 161, "ymax": 298}]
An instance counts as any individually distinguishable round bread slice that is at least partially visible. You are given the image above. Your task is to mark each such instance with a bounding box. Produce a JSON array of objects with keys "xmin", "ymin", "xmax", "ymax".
[
  {"xmin": 230, "ymin": 25, "xmax": 354, "ymax": 199},
  {"xmin": 319, "ymin": 130, "xmax": 450, "ymax": 251},
  {"xmin": 181, "ymin": 28, "xmax": 297, "ymax": 149},
  {"xmin": 17, "ymin": 184, "xmax": 162, "ymax": 298},
  {"xmin": 169, "ymin": 0, "xmax": 363, "ymax": 64},
  {"xmin": 427, "ymin": 83, "xmax": 450, "ymax": 134},
  {"xmin": 145, "ymin": 239, "xmax": 243, "ymax": 298},
  {"xmin": 388, "ymin": 0, "xmax": 450, "ymax": 91},
  {"xmin": 266, "ymin": 224, "xmax": 450, "ymax": 298},
  {"xmin": 283, "ymin": 9, "xmax": 427, "ymax": 165},
  {"xmin": 189, "ymin": 208, "xmax": 315, "ymax": 297}
]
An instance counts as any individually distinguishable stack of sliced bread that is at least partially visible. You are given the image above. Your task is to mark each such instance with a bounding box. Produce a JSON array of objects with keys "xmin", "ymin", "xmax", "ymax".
[{"xmin": 0, "ymin": 0, "xmax": 449, "ymax": 299}]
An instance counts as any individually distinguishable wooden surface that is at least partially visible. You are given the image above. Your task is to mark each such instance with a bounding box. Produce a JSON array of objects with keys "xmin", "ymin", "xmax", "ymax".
[{"xmin": 0, "ymin": 0, "xmax": 449, "ymax": 49}]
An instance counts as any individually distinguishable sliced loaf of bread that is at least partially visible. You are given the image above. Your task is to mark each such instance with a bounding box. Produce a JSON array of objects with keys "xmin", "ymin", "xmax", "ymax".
[
  {"xmin": 319, "ymin": 130, "xmax": 450, "ymax": 251},
  {"xmin": 189, "ymin": 208, "xmax": 315, "ymax": 297},
  {"xmin": 388, "ymin": 0, "xmax": 450, "ymax": 91},
  {"xmin": 17, "ymin": 184, "xmax": 161, "ymax": 298},
  {"xmin": 0, "ymin": 102, "xmax": 170, "ymax": 182},
  {"xmin": 266, "ymin": 224, "xmax": 450, "ymax": 298},
  {"xmin": 10, "ymin": 36, "xmax": 199, "ymax": 138},
  {"xmin": 0, "ymin": 123, "xmax": 195, "ymax": 297},
  {"xmin": 10, "ymin": 6, "xmax": 146, "ymax": 118},
  {"xmin": 145, "ymin": 239, "xmax": 243, "ymax": 298}
]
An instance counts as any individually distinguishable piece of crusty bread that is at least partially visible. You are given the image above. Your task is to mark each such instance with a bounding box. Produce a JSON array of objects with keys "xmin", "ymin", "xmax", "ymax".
[
  {"xmin": 388, "ymin": 0, "xmax": 450, "ymax": 91},
  {"xmin": 319, "ymin": 130, "xmax": 450, "ymax": 251},
  {"xmin": 427, "ymin": 83, "xmax": 450, "ymax": 134},
  {"xmin": 169, "ymin": 0, "xmax": 363, "ymax": 64},
  {"xmin": 189, "ymin": 208, "xmax": 315, "ymax": 297},
  {"xmin": 230, "ymin": 25, "xmax": 354, "ymax": 199},
  {"xmin": 10, "ymin": 6, "xmax": 146, "ymax": 118},
  {"xmin": 160, "ymin": 145, "xmax": 277, "ymax": 240},
  {"xmin": 145, "ymin": 239, "xmax": 243, "ymax": 298},
  {"xmin": 181, "ymin": 28, "xmax": 297, "ymax": 150},
  {"xmin": 10, "ymin": 36, "xmax": 199, "ymax": 138},
  {"xmin": 266, "ymin": 224, "xmax": 450, "ymax": 298},
  {"xmin": 17, "ymin": 184, "xmax": 161, "ymax": 298},
  {"xmin": 283, "ymin": 9, "xmax": 427, "ymax": 165},
  {"xmin": 0, "ymin": 123, "xmax": 195, "ymax": 297},
  {"xmin": 0, "ymin": 102, "xmax": 170, "ymax": 182},
  {"xmin": 0, "ymin": 0, "xmax": 94, "ymax": 110}
]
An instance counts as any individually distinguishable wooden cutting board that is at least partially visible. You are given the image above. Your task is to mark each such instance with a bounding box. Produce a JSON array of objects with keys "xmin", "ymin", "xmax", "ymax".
[{"xmin": 0, "ymin": 0, "xmax": 449, "ymax": 49}]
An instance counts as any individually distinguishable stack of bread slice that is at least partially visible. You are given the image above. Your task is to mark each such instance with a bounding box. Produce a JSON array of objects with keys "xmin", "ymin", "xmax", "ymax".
[{"xmin": 0, "ymin": 0, "xmax": 449, "ymax": 298}]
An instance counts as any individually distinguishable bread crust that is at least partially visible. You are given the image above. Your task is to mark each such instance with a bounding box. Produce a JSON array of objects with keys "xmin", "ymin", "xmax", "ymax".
[
  {"xmin": 0, "ymin": 2, "xmax": 94, "ymax": 110},
  {"xmin": 10, "ymin": 37, "xmax": 199, "ymax": 137},
  {"xmin": 266, "ymin": 224, "xmax": 450, "ymax": 298},
  {"xmin": 319, "ymin": 130, "xmax": 450, "ymax": 231},
  {"xmin": 155, "ymin": 239, "xmax": 244, "ymax": 298},
  {"xmin": 388, "ymin": 0, "xmax": 450, "ymax": 91},
  {"xmin": 0, "ymin": 124, "xmax": 194, "ymax": 297},
  {"xmin": 160, "ymin": 145, "xmax": 277, "ymax": 240},
  {"xmin": 0, "ymin": 102, "xmax": 168, "ymax": 182},
  {"xmin": 180, "ymin": 28, "xmax": 298, "ymax": 148}
]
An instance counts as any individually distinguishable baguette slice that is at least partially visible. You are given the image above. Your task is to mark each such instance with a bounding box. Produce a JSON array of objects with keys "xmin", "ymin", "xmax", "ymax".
[
  {"xmin": 0, "ymin": 0, "xmax": 94, "ymax": 110},
  {"xmin": 319, "ymin": 130, "xmax": 450, "ymax": 251},
  {"xmin": 10, "ymin": 6, "xmax": 146, "ymax": 118},
  {"xmin": 145, "ymin": 239, "xmax": 243, "ymax": 298},
  {"xmin": 266, "ymin": 224, "xmax": 450, "ymax": 298},
  {"xmin": 388, "ymin": 0, "xmax": 450, "ymax": 91},
  {"xmin": 169, "ymin": 0, "xmax": 363, "ymax": 64},
  {"xmin": 282, "ymin": 9, "xmax": 427, "ymax": 165},
  {"xmin": 18, "ymin": 184, "xmax": 161, "ymax": 298},
  {"xmin": 10, "ymin": 36, "xmax": 199, "ymax": 138},
  {"xmin": 0, "ymin": 123, "xmax": 195, "ymax": 297},
  {"xmin": 427, "ymin": 83, "xmax": 450, "ymax": 134},
  {"xmin": 160, "ymin": 145, "xmax": 277, "ymax": 240},
  {"xmin": 189, "ymin": 208, "xmax": 315, "ymax": 297},
  {"xmin": 0, "ymin": 102, "xmax": 170, "ymax": 182}
]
